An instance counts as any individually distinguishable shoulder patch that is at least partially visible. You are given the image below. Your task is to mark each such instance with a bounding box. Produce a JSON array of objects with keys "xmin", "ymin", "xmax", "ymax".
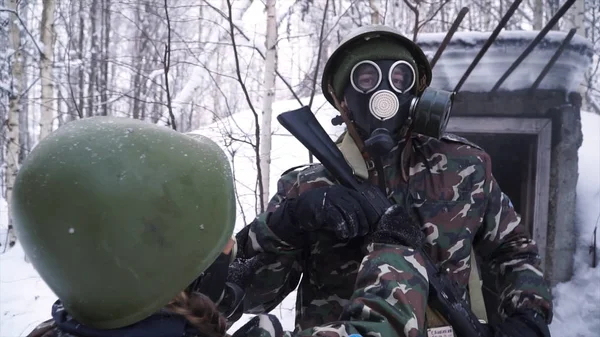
[
  {"xmin": 279, "ymin": 163, "xmax": 321, "ymax": 177},
  {"xmin": 441, "ymin": 133, "xmax": 484, "ymax": 150}
]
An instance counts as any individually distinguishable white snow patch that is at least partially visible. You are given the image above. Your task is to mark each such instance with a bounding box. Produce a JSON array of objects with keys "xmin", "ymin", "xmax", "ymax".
[{"xmin": 548, "ymin": 110, "xmax": 600, "ymax": 337}]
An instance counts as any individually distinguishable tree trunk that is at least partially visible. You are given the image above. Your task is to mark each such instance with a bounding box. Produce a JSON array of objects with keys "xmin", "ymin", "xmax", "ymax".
[
  {"xmin": 258, "ymin": 0, "xmax": 277, "ymax": 210},
  {"xmin": 370, "ymin": 0, "xmax": 380, "ymax": 24},
  {"xmin": 16, "ymin": 0, "xmax": 29, "ymax": 163},
  {"xmin": 533, "ymin": 0, "xmax": 544, "ymax": 30},
  {"xmin": 0, "ymin": 1, "xmax": 8, "ymax": 188},
  {"xmin": 571, "ymin": 0, "xmax": 585, "ymax": 36},
  {"xmin": 39, "ymin": 0, "xmax": 56, "ymax": 140},
  {"xmin": 77, "ymin": 2, "xmax": 85, "ymax": 117},
  {"xmin": 87, "ymin": 0, "xmax": 99, "ymax": 117},
  {"xmin": 4, "ymin": 0, "xmax": 23, "ymax": 250},
  {"xmin": 100, "ymin": 0, "xmax": 111, "ymax": 116}
]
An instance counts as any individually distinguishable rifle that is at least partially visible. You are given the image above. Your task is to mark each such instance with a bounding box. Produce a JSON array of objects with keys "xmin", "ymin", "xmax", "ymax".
[{"xmin": 277, "ymin": 106, "xmax": 490, "ymax": 337}]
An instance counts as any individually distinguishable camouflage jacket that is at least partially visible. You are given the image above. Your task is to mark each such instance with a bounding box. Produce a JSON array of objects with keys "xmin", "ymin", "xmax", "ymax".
[
  {"xmin": 230, "ymin": 132, "xmax": 553, "ymax": 334},
  {"xmin": 29, "ymin": 244, "xmax": 430, "ymax": 337},
  {"xmin": 230, "ymin": 244, "xmax": 429, "ymax": 337}
]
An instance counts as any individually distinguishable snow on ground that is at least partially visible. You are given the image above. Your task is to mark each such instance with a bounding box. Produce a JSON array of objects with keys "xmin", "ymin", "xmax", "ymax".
[
  {"xmin": 0, "ymin": 102, "xmax": 598, "ymax": 336},
  {"xmin": 548, "ymin": 110, "xmax": 600, "ymax": 337}
]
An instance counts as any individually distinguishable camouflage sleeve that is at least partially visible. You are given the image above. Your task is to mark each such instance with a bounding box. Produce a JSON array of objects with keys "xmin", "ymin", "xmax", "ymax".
[
  {"xmin": 229, "ymin": 166, "xmax": 333, "ymax": 315},
  {"xmin": 236, "ymin": 169, "xmax": 304, "ymax": 258},
  {"xmin": 474, "ymin": 152, "xmax": 553, "ymax": 323},
  {"xmin": 235, "ymin": 244, "xmax": 429, "ymax": 337}
]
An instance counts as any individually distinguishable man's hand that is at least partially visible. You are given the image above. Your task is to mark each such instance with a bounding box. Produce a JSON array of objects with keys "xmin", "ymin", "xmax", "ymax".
[
  {"xmin": 268, "ymin": 185, "xmax": 379, "ymax": 248},
  {"xmin": 366, "ymin": 203, "xmax": 425, "ymax": 248}
]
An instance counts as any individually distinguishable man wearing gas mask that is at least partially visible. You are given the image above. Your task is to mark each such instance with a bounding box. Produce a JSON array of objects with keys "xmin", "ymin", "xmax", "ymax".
[{"xmin": 222, "ymin": 25, "xmax": 553, "ymax": 337}]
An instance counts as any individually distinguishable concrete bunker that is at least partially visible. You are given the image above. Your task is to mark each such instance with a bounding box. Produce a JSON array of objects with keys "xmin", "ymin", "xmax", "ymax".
[{"xmin": 417, "ymin": 30, "xmax": 593, "ymax": 322}]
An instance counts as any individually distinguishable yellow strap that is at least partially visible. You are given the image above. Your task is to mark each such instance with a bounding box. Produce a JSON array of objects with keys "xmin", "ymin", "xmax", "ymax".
[
  {"xmin": 468, "ymin": 248, "xmax": 488, "ymax": 323},
  {"xmin": 425, "ymin": 248, "xmax": 487, "ymax": 335}
]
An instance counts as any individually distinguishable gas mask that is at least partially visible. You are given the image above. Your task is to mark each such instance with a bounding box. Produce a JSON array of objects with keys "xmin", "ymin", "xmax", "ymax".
[{"xmin": 339, "ymin": 59, "xmax": 454, "ymax": 157}]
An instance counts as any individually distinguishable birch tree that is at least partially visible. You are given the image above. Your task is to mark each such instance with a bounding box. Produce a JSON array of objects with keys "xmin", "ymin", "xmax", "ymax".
[
  {"xmin": 39, "ymin": 0, "xmax": 56, "ymax": 140},
  {"xmin": 259, "ymin": 0, "xmax": 277, "ymax": 209},
  {"xmin": 0, "ymin": 0, "xmax": 8, "ymax": 196},
  {"xmin": 4, "ymin": 0, "xmax": 23, "ymax": 250},
  {"xmin": 17, "ymin": 0, "xmax": 29, "ymax": 161}
]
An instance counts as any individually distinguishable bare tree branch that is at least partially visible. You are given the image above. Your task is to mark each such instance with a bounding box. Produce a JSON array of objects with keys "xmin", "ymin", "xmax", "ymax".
[
  {"xmin": 0, "ymin": 8, "xmax": 45, "ymax": 58},
  {"xmin": 225, "ymin": 0, "xmax": 265, "ymax": 213},
  {"xmin": 417, "ymin": 0, "xmax": 452, "ymax": 31},
  {"xmin": 308, "ymin": 0, "xmax": 330, "ymax": 109},
  {"xmin": 403, "ymin": 0, "xmax": 420, "ymax": 41},
  {"xmin": 163, "ymin": 0, "xmax": 176, "ymax": 130},
  {"xmin": 202, "ymin": 0, "xmax": 303, "ymax": 107}
]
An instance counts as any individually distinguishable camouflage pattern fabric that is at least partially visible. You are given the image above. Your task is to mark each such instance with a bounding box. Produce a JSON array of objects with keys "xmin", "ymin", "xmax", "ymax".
[
  {"xmin": 28, "ymin": 242, "xmax": 430, "ymax": 337},
  {"xmin": 230, "ymin": 132, "xmax": 553, "ymax": 334},
  {"xmin": 234, "ymin": 244, "xmax": 429, "ymax": 337}
]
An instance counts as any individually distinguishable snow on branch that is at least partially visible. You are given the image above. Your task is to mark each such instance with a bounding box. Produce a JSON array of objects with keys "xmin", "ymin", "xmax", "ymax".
[
  {"xmin": 167, "ymin": 0, "xmax": 254, "ymax": 118},
  {"xmin": 0, "ymin": 7, "xmax": 44, "ymax": 58}
]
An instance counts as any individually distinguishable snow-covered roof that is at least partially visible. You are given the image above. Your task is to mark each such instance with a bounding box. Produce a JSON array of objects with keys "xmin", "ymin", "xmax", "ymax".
[{"xmin": 417, "ymin": 30, "xmax": 594, "ymax": 93}]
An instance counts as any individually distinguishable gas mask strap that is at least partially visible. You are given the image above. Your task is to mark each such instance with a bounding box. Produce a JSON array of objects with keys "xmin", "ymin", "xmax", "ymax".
[{"xmin": 328, "ymin": 83, "xmax": 367, "ymax": 155}]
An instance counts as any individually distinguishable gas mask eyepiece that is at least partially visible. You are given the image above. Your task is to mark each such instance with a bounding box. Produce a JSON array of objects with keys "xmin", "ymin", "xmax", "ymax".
[
  {"xmin": 350, "ymin": 60, "xmax": 416, "ymax": 122},
  {"xmin": 338, "ymin": 59, "xmax": 454, "ymax": 143}
]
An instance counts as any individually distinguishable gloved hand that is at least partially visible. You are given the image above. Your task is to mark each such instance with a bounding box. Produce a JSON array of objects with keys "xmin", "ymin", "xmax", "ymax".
[
  {"xmin": 188, "ymin": 251, "xmax": 231, "ymax": 303},
  {"xmin": 487, "ymin": 310, "xmax": 550, "ymax": 337},
  {"xmin": 366, "ymin": 203, "xmax": 425, "ymax": 248},
  {"xmin": 268, "ymin": 185, "xmax": 379, "ymax": 248}
]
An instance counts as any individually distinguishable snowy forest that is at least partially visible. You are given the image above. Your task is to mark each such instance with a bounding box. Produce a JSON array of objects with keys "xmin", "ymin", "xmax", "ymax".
[
  {"xmin": 0, "ymin": 0, "xmax": 600, "ymax": 337},
  {"xmin": 0, "ymin": 0, "xmax": 599, "ymax": 335},
  {"xmin": 1, "ymin": 0, "xmax": 599, "ymax": 246}
]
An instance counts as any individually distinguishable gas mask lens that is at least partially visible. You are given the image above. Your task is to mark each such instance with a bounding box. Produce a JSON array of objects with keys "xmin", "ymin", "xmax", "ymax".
[
  {"xmin": 389, "ymin": 60, "xmax": 416, "ymax": 93},
  {"xmin": 350, "ymin": 60, "xmax": 416, "ymax": 94},
  {"xmin": 350, "ymin": 61, "xmax": 382, "ymax": 94}
]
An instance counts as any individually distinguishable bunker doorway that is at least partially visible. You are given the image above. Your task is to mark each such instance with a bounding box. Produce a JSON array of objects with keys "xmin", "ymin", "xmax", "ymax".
[{"xmin": 447, "ymin": 116, "xmax": 552, "ymax": 324}]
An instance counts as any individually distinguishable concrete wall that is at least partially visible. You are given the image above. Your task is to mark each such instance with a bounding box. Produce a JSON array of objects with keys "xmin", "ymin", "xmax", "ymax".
[{"xmin": 545, "ymin": 95, "xmax": 583, "ymax": 285}]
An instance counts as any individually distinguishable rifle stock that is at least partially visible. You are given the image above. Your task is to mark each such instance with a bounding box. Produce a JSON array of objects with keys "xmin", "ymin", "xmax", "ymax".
[{"xmin": 277, "ymin": 106, "xmax": 489, "ymax": 337}]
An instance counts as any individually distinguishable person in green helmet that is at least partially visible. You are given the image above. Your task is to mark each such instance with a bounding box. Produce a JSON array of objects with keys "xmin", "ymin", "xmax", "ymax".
[
  {"xmin": 16, "ymin": 116, "xmax": 464, "ymax": 337},
  {"xmin": 14, "ymin": 116, "xmax": 238, "ymax": 337},
  {"xmin": 221, "ymin": 25, "xmax": 553, "ymax": 337}
]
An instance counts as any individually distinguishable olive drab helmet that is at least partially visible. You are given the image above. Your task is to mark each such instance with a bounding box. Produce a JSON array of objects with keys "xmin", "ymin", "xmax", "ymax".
[
  {"xmin": 321, "ymin": 24, "xmax": 432, "ymax": 107},
  {"xmin": 11, "ymin": 117, "xmax": 236, "ymax": 329},
  {"xmin": 321, "ymin": 25, "xmax": 453, "ymax": 141}
]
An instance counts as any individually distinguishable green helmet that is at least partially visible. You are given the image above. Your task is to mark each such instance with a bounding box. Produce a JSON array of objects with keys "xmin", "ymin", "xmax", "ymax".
[
  {"xmin": 11, "ymin": 117, "xmax": 236, "ymax": 329},
  {"xmin": 321, "ymin": 25, "xmax": 432, "ymax": 108}
]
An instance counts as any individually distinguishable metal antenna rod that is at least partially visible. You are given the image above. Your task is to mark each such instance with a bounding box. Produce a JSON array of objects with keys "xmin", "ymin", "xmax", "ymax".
[
  {"xmin": 491, "ymin": 0, "xmax": 577, "ymax": 92},
  {"xmin": 430, "ymin": 7, "xmax": 469, "ymax": 69},
  {"xmin": 529, "ymin": 28, "xmax": 577, "ymax": 93},
  {"xmin": 453, "ymin": 0, "xmax": 524, "ymax": 93}
]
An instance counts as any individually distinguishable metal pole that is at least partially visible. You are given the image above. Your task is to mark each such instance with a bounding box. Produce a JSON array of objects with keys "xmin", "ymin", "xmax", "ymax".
[{"xmin": 491, "ymin": 0, "xmax": 577, "ymax": 92}]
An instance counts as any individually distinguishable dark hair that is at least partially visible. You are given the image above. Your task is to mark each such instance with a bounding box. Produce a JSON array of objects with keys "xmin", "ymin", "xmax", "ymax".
[{"xmin": 165, "ymin": 291, "xmax": 227, "ymax": 337}]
